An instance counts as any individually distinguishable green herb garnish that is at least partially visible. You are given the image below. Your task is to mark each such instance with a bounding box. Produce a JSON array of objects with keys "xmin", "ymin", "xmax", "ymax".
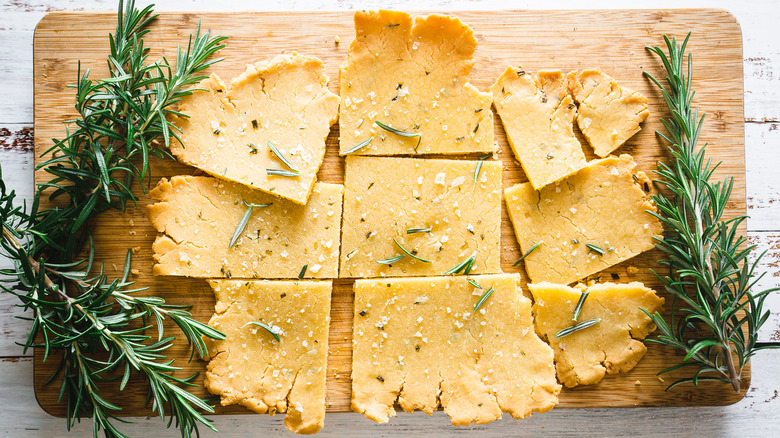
[
  {"xmin": 243, "ymin": 321, "xmax": 281, "ymax": 342},
  {"xmin": 267, "ymin": 140, "xmax": 299, "ymax": 172},
  {"xmin": 444, "ymin": 252, "xmax": 477, "ymax": 275},
  {"xmin": 554, "ymin": 318, "xmax": 601, "ymax": 338},
  {"xmin": 642, "ymin": 33, "xmax": 780, "ymax": 392},
  {"xmin": 376, "ymin": 255, "xmax": 405, "ymax": 264},
  {"xmin": 248, "ymin": 142, "xmax": 259, "ymax": 154},
  {"xmin": 573, "ymin": 291, "xmax": 589, "ymax": 321},
  {"xmin": 512, "ymin": 241, "xmax": 542, "ymax": 266},
  {"xmin": 229, "ymin": 200, "xmax": 272, "ymax": 248},
  {"xmin": 375, "ymin": 120, "xmax": 422, "ymax": 148},
  {"xmin": 585, "ymin": 243, "xmax": 604, "ymax": 256},
  {"xmin": 406, "ymin": 227, "xmax": 431, "ymax": 234},
  {"xmin": 344, "ymin": 137, "xmax": 373, "ymax": 154},
  {"xmin": 468, "ymin": 279, "xmax": 482, "ymax": 289},
  {"xmin": 298, "ymin": 264, "xmax": 308, "ymax": 279},
  {"xmin": 473, "ymin": 286, "xmax": 494, "ymax": 312},
  {"xmin": 266, "ymin": 168, "xmax": 300, "ymax": 177},
  {"xmin": 474, "ymin": 153, "xmax": 491, "ymax": 182},
  {"xmin": 392, "ymin": 237, "xmax": 431, "ymax": 263}
]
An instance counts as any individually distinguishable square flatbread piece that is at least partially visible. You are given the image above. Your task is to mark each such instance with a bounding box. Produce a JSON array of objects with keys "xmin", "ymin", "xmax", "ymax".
[
  {"xmin": 352, "ymin": 274, "xmax": 560, "ymax": 425},
  {"xmin": 529, "ymin": 281, "xmax": 664, "ymax": 387},
  {"xmin": 205, "ymin": 280, "xmax": 331, "ymax": 434},
  {"xmin": 171, "ymin": 53, "xmax": 339, "ymax": 204},
  {"xmin": 340, "ymin": 156, "xmax": 502, "ymax": 278},
  {"xmin": 504, "ymin": 154, "xmax": 663, "ymax": 285},
  {"xmin": 339, "ymin": 10, "xmax": 494, "ymax": 155},
  {"xmin": 147, "ymin": 176, "xmax": 342, "ymax": 279}
]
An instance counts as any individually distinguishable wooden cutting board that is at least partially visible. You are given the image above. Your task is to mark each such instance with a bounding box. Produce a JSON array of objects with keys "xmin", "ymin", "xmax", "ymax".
[{"xmin": 32, "ymin": 9, "xmax": 747, "ymax": 418}]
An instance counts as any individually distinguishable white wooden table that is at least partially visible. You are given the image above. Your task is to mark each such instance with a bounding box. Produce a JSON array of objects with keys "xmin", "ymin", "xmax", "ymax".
[{"xmin": 1, "ymin": 0, "xmax": 778, "ymax": 436}]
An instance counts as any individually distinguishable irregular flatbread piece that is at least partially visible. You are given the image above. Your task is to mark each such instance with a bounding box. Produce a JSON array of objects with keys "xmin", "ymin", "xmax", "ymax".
[
  {"xmin": 529, "ymin": 281, "xmax": 664, "ymax": 387},
  {"xmin": 352, "ymin": 275, "xmax": 560, "ymax": 425},
  {"xmin": 170, "ymin": 53, "xmax": 339, "ymax": 204},
  {"xmin": 504, "ymin": 154, "xmax": 663, "ymax": 285},
  {"xmin": 567, "ymin": 69, "xmax": 649, "ymax": 157},
  {"xmin": 147, "ymin": 176, "xmax": 342, "ymax": 279},
  {"xmin": 205, "ymin": 280, "xmax": 331, "ymax": 434},
  {"xmin": 340, "ymin": 156, "xmax": 502, "ymax": 278},
  {"xmin": 491, "ymin": 68, "xmax": 588, "ymax": 189},
  {"xmin": 339, "ymin": 10, "xmax": 494, "ymax": 155}
]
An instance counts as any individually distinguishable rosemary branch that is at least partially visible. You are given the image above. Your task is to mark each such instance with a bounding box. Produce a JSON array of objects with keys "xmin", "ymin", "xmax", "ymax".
[
  {"xmin": 0, "ymin": 1, "xmax": 228, "ymax": 436},
  {"xmin": 643, "ymin": 33, "xmax": 778, "ymax": 392}
]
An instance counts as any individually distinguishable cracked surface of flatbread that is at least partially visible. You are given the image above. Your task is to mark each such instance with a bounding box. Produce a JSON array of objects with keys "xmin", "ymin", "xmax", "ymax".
[
  {"xmin": 504, "ymin": 154, "xmax": 663, "ymax": 285},
  {"xmin": 352, "ymin": 274, "xmax": 560, "ymax": 425},
  {"xmin": 340, "ymin": 156, "xmax": 502, "ymax": 278},
  {"xmin": 147, "ymin": 176, "xmax": 342, "ymax": 278},
  {"xmin": 205, "ymin": 280, "xmax": 331, "ymax": 434},
  {"xmin": 567, "ymin": 69, "xmax": 649, "ymax": 157},
  {"xmin": 491, "ymin": 68, "xmax": 588, "ymax": 189},
  {"xmin": 339, "ymin": 10, "xmax": 494, "ymax": 155},
  {"xmin": 171, "ymin": 53, "xmax": 339, "ymax": 204},
  {"xmin": 529, "ymin": 281, "xmax": 663, "ymax": 387}
]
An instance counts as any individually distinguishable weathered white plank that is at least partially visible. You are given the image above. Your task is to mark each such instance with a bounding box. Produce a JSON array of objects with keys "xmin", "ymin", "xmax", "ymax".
[
  {"xmin": 1, "ymin": 349, "xmax": 778, "ymax": 436},
  {"xmin": 746, "ymin": 122, "xmax": 780, "ymax": 232}
]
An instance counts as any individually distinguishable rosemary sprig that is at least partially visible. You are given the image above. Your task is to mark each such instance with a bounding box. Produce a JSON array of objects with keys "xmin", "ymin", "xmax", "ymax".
[
  {"xmin": 375, "ymin": 120, "xmax": 422, "ymax": 149},
  {"xmin": 376, "ymin": 254, "xmax": 405, "ymax": 264},
  {"xmin": 406, "ymin": 227, "xmax": 431, "ymax": 234},
  {"xmin": 555, "ymin": 318, "xmax": 601, "ymax": 338},
  {"xmin": 512, "ymin": 241, "xmax": 542, "ymax": 266},
  {"xmin": 444, "ymin": 252, "xmax": 477, "ymax": 275},
  {"xmin": 267, "ymin": 140, "xmax": 299, "ymax": 172},
  {"xmin": 344, "ymin": 137, "xmax": 373, "ymax": 154},
  {"xmin": 573, "ymin": 291, "xmax": 589, "ymax": 321},
  {"xmin": 0, "ymin": 1, "xmax": 228, "ymax": 436},
  {"xmin": 229, "ymin": 200, "xmax": 272, "ymax": 249},
  {"xmin": 392, "ymin": 237, "xmax": 431, "ymax": 263},
  {"xmin": 642, "ymin": 33, "xmax": 779, "ymax": 392},
  {"xmin": 243, "ymin": 321, "xmax": 281, "ymax": 342},
  {"xmin": 473, "ymin": 286, "xmax": 494, "ymax": 312}
]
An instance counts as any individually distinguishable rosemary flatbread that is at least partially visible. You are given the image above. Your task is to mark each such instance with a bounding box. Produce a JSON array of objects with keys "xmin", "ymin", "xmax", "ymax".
[
  {"xmin": 339, "ymin": 10, "xmax": 494, "ymax": 155},
  {"xmin": 340, "ymin": 156, "xmax": 502, "ymax": 278},
  {"xmin": 146, "ymin": 176, "xmax": 342, "ymax": 279},
  {"xmin": 491, "ymin": 68, "xmax": 588, "ymax": 189},
  {"xmin": 170, "ymin": 53, "xmax": 339, "ymax": 205},
  {"xmin": 352, "ymin": 275, "xmax": 560, "ymax": 425},
  {"xmin": 567, "ymin": 69, "xmax": 649, "ymax": 157},
  {"xmin": 529, "ymin": 281, "xmax": 664, "ymax": 387},
  {"xmin": 204, "ymin": 280, "xmax": 331, "ymax": 434},
  {"xmin": 504, "ymin": 154, "xmax": 663, "ymax": 285}
]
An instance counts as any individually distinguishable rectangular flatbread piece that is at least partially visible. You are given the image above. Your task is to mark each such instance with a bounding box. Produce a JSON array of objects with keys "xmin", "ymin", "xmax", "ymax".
[
  {"xmin": 205, "ymin": 280, "xmax": 331, "ymax": 434},
  {"xmin": 352, "ymin": 274, "xmax": 560, "ymax": 425},
  {"xmin": 340, "ymin": 156, "xmax": 502, "ymax": 278},
  {"xmin": 147, "ymin": 176, "xmax": 342, "ymax": 279},
  {"xmin": 504, "ymin": 154, "xmax": 663, "ymax": 285},
  {"xmin": 339, "ymin": 10, "xmax": 494, "ymax": 155}
]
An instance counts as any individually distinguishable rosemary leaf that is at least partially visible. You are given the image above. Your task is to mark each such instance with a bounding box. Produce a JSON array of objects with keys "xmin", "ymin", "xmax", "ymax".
[
  {"xmin": 572, "ymin": 291, "xmax": 589, "ymax": 321},
  {"xmin": 344, "ymin": 137, "xmax": 373, "ymax": 154},
  {"xmin": 406, "ymin": 227, "xmax": 432, "ymax": 234},
  {"xmin": 376, "ymin": 254, "xmax": 405, "ymax": 264},
  {"xmin": 375, "ymin": 120, "xmax": 422, "ymax": 148},
  {"xmin": 555, "ymin": 318, "xmax": 601, "ymax": 338},
  {"xmin": 298, "ymin": 264, "xmax": 307, "ymax": 280},
  {"xmin": 468, "ymin": 279, "xmax": 482, "ymax": 289},
  {"xmin": 473, "ymin": 286, "xmax": 494, "ymax": 312},
  {"xmin": 585, "ymin": 243, "xmax": 604, "ymax": 256},
  {"xmin": 267, "ymin": 140, "xmax": 299, "ymax": 172},
  {"xmin": 512, "ymin": 241, "xmax": 542, "ymax": 266},
  {"xmin": 444, "ymin": 252, "xmax": 477, "ymax": 275},
  {"xmin": 392, "ymin": 237, "xmax": 431, "ymax": 263},
  {"xmin": 243, "ymin": 321, "xmax": 281, "ymax": 342},
  {"xmin": 474, "ymin": 153, "xmax": 491, "ymax": 182},
  {"xmin": 266, "ymin": 168, "xmax": 300, "ymax": 177},
  {"xmin": 229, "ymin": 200, "xmax": 271, "ymax": 248}
]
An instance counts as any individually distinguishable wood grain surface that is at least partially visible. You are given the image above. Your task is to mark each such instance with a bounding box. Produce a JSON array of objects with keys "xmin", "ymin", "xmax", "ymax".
[{"xmin": 32, "ymin": 9, "xmax": 747, "ymax": 418}]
